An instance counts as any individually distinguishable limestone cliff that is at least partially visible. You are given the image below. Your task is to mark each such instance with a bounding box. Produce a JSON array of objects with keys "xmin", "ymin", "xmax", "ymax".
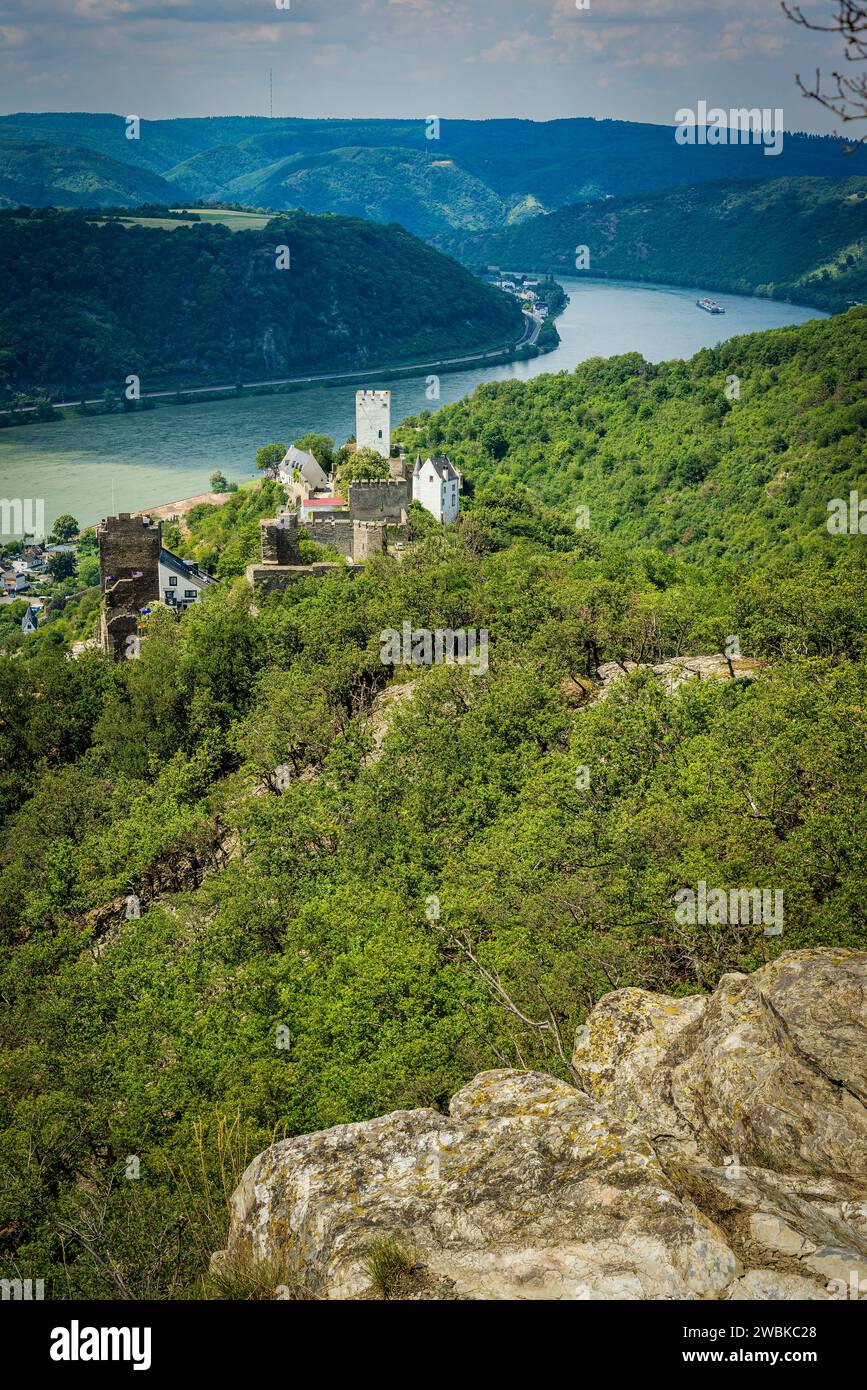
[{"xmin": 213, "ymin": 949, "xmax": 866, "ymax": 1300}]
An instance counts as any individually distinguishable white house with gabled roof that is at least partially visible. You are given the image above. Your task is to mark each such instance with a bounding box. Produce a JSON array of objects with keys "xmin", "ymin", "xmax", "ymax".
[
  {"xmin": 278, "ymin": 445, "xmax": 329, "ymax": 491},
  {"xmin": 158, "ymin": 548, "xmax": 216, "ymax": 612},
  {"xmin": 412, "ymin": 452, "xmax": 461, "ymax": 524}
]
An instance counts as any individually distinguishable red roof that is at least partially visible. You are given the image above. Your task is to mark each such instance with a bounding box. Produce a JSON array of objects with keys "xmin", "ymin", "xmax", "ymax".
[{"xmin": 303, "ymin": 497, "xmax": 346, "ymax": 508}]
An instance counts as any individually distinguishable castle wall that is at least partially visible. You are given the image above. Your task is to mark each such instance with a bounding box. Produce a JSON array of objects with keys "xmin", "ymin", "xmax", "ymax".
[
  {"xmin": 303, "ymin": 516, "xmax": 355, "ymax": 557},
  {"xmin": 246, "ymin": 562, "xmax": 357, "ymax": 594},
  {"xmin": 348, "ymin": 479, "xmax": 408, "ymax": 524}
]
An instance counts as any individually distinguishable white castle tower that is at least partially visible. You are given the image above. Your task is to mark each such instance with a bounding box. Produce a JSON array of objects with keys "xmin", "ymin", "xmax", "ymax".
[{"xmin": 355, "ymin": 389, "xmax": 391, "ymax": 458}]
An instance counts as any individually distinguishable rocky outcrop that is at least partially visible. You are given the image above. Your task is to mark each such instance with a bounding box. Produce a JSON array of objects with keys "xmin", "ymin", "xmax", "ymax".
[
  {"xmin": 364, "ymin": 679, "xmax": 417, "ymax": 762},
  {"xmin": 572, "ymin": 949, "xmax": 866, "ymax": 1178},
  {"xmin": 561, "ymin": 654, "xmax": 763, "ymax": 708},
  {"xmin": 214, "ymin": 950, "xmax": 866, "ymax": 1300}
]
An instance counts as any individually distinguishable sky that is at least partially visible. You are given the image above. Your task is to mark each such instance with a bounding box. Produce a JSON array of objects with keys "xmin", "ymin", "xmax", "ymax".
[{"xmin": 0, "ymin": 0, "xmax": 850, "ymax": 132}]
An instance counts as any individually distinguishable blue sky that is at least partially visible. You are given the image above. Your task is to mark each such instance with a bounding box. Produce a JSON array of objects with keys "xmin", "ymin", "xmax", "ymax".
[{"xmin": 0, "ymin": 0, "xmax": 849, "ymax": 131}]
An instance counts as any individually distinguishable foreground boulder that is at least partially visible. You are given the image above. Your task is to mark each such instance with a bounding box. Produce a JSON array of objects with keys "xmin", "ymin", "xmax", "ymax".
[
  {"xmin": 572, "ymin": 948, "xmax": 867, "ymax": 1179},
  {"xmin": 217, "ymin": 1069, "xmax": 737, "ymax": 1300},
  {"xmin": 214, "ymin": 950, "xmax": 866, "ymax": 1299}
]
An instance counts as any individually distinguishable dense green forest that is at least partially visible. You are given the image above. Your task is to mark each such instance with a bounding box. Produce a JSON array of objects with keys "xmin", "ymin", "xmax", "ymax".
[
  {"xmin": 0, "ymin": 309, "xmax": 864, "ymax": 1299},
  {"xmin": 0, "ymin": 211, "xmax": 523, "ymax": 397},
  {"xmin": 212, "ymin": 146, "xmax": 510, "ymax": 243},
  {"xmin": 395, "ymin": 307, "xmax": 867, "ymax": 564},
  {"xmin": 0, "ymin": 112, "xmax": 853, "ymax": 233},
  {"xmin": 448, "ymin": 177, "xmax": 867, "ymax": 314}
]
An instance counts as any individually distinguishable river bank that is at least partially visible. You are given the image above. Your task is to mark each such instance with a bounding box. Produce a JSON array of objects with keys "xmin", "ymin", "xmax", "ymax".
[
  {"xmin": 0, "ymin": 313, "xmax": 551, "ymax": 423},
  {"xmin": 0, "ymin": 277, "xmax": 827, "ymax": 533}
]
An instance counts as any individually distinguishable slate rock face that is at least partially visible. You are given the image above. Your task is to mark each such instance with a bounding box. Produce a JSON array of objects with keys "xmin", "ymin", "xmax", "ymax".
[{"xmin": 214, "ymin": 950, "xmax": 867, "ymax": 1300}]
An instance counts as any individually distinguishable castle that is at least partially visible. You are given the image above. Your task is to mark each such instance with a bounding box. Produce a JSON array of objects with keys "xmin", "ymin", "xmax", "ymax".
[
  {"xmin": 97, "ymin": 512, "xmax": 215, "ymax": 659},
  {"xmin": 247, "ymin": 386, "xmax": 461, "ymax": 591},
  {"xmin": 97, "ymin": 388, "xmax": 463, "ymax": 646}
]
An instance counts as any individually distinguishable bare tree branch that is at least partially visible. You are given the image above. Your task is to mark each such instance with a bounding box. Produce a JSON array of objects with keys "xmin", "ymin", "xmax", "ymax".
[
  {"xmin": 430, "ymin": 919, "xmax": 579, "ymax": 1083},
  {"xmin": 783, "ymin": 0, "xmax": 867, "ymax": 147}
]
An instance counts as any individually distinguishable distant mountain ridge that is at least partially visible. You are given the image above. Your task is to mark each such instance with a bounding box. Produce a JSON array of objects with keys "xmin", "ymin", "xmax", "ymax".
[
  {"xmin": 0, "ymin": 137, "xmax": 184, "ymax": 210},
  {"xmin": 0, "ymin": 112, "xmax": 857, "ymax": 239},
  {"xmin": 192, "ymin": 146, "xmax": 511, "ymax": 242}
]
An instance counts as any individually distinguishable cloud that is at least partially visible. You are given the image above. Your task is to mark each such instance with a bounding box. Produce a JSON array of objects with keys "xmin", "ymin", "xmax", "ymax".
[
  {"xmin": 718, "ymin": 20, "xmax": 787, "ymax": 62},
  {"xmin": 0, "ymin": 0, "xmax": 839, "ymax": 129}
]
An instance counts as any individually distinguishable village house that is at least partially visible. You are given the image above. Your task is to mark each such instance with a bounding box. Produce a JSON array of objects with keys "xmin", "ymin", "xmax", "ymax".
[
  {"xmin": 158, "ymin": 547, "xmax": 215, "ymax": 612},
  {"xmin": 2, "ymin": 569, "xmax": 29, "ymax": 596},
  {"xmin": 299, "ymin": 496, "xmax": 347, "ymax": 523},
  {"xmin": 12, "ymin": 545, "xmax": 46, "ymax": 575}
]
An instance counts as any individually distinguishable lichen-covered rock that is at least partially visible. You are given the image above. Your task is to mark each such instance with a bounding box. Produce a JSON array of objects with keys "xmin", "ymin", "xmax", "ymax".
[
  {"xmin": 574, "ymin": 949, "xmax": 867, "ymax": 1180},
  {"xmin": 216, "ymin": 950, "xmax": 866, "ymax": 1300},
  {"xmin": 573, "ymin": 987, "xmax": 706, "ymax": 1144},
  {"xmin": 663, "ymin": 1157, "xmax": 867, "ymax": 1291},
  {"xmin": 218, "ymin": 1070, "xmax": 737, "ymax": 1300},
  {"xmin": 595, "ymin": 654, "xmax": 763, "ymax": 700},
  {"xmin": 726, "ymin": 1270, "xmax": 832, "ymax": 1300}
]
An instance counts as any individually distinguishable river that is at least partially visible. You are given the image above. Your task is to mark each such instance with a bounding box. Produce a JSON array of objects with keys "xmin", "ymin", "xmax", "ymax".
[{"xmin": 0, "ymin": 277, "xmax": 827, "ymax": 533}]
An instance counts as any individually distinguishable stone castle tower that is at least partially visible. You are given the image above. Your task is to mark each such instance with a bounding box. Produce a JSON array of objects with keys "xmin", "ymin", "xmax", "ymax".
[
  {"xmin": 355, "ymin": 389, "xmax": 391, "ymax": 459},
  {"xmin": 97, "ymin": 513, "xmax": 161, "ymax": 660},
  {"xmin": 259, "ymin": 509, "xmax": 300, "ymax": 566}
]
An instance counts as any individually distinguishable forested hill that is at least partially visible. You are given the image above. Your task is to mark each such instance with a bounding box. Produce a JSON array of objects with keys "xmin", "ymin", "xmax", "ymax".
[
  {"xmin": 0, "ymin": 210, "xmax": 524, "ymax": 396},
  {"xmin": 1, "ymin": 306, "xmax": 864, "ymax": 1300},
  {"xmin": 0, "ymin": 112, "xmax": 853, "ymax": 233},
  {"xmin": 0, "ymin": 137, "xmax": 184, "ymax": 210},
  {"xmin": 395, "ymin": 307, "xmax": 867, "ymax": 566},
  {"xmin": 193, "ymin": 146, "xmax": 511, "ymax": 243},
  {"xmin": 446, "ymin": 177, "xmax": 867, "ymax": 315}
]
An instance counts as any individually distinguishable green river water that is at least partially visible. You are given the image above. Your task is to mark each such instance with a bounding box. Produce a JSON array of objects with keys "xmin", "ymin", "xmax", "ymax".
[{"xmin": 0, "ymin": 277, "xmax": 826, "ymax": 534}]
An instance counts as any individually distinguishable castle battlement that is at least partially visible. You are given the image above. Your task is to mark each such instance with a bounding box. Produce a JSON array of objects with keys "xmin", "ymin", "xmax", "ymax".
[{"xmin": 348, "ymin": 478, "xmax": 408, "ymax": 523}]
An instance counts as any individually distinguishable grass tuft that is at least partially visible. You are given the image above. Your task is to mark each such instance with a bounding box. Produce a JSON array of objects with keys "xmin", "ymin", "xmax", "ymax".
[
  {"xmin": 203, "ymin": 1249, "xmax": 312, "ymax": 1301},
  {"xmin": 362, "ymin": 1236, "xmax": 420, "ymax": 1299}
]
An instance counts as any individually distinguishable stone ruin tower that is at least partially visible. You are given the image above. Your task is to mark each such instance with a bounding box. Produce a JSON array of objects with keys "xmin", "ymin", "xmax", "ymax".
[
  {"xmin": 351, "ymin": 520, "xmax": 386, "ymax": 562},
  {"xmin": 355, "ymin": 389, "xmax": 391, "ymax": 459},
  {"xmin": 98, "ymin": 513, "xmax": 161, "ymax": 661},
  {"xmin": 259, "ymin": 509, "xmax": 301, "ymax": 565}
]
